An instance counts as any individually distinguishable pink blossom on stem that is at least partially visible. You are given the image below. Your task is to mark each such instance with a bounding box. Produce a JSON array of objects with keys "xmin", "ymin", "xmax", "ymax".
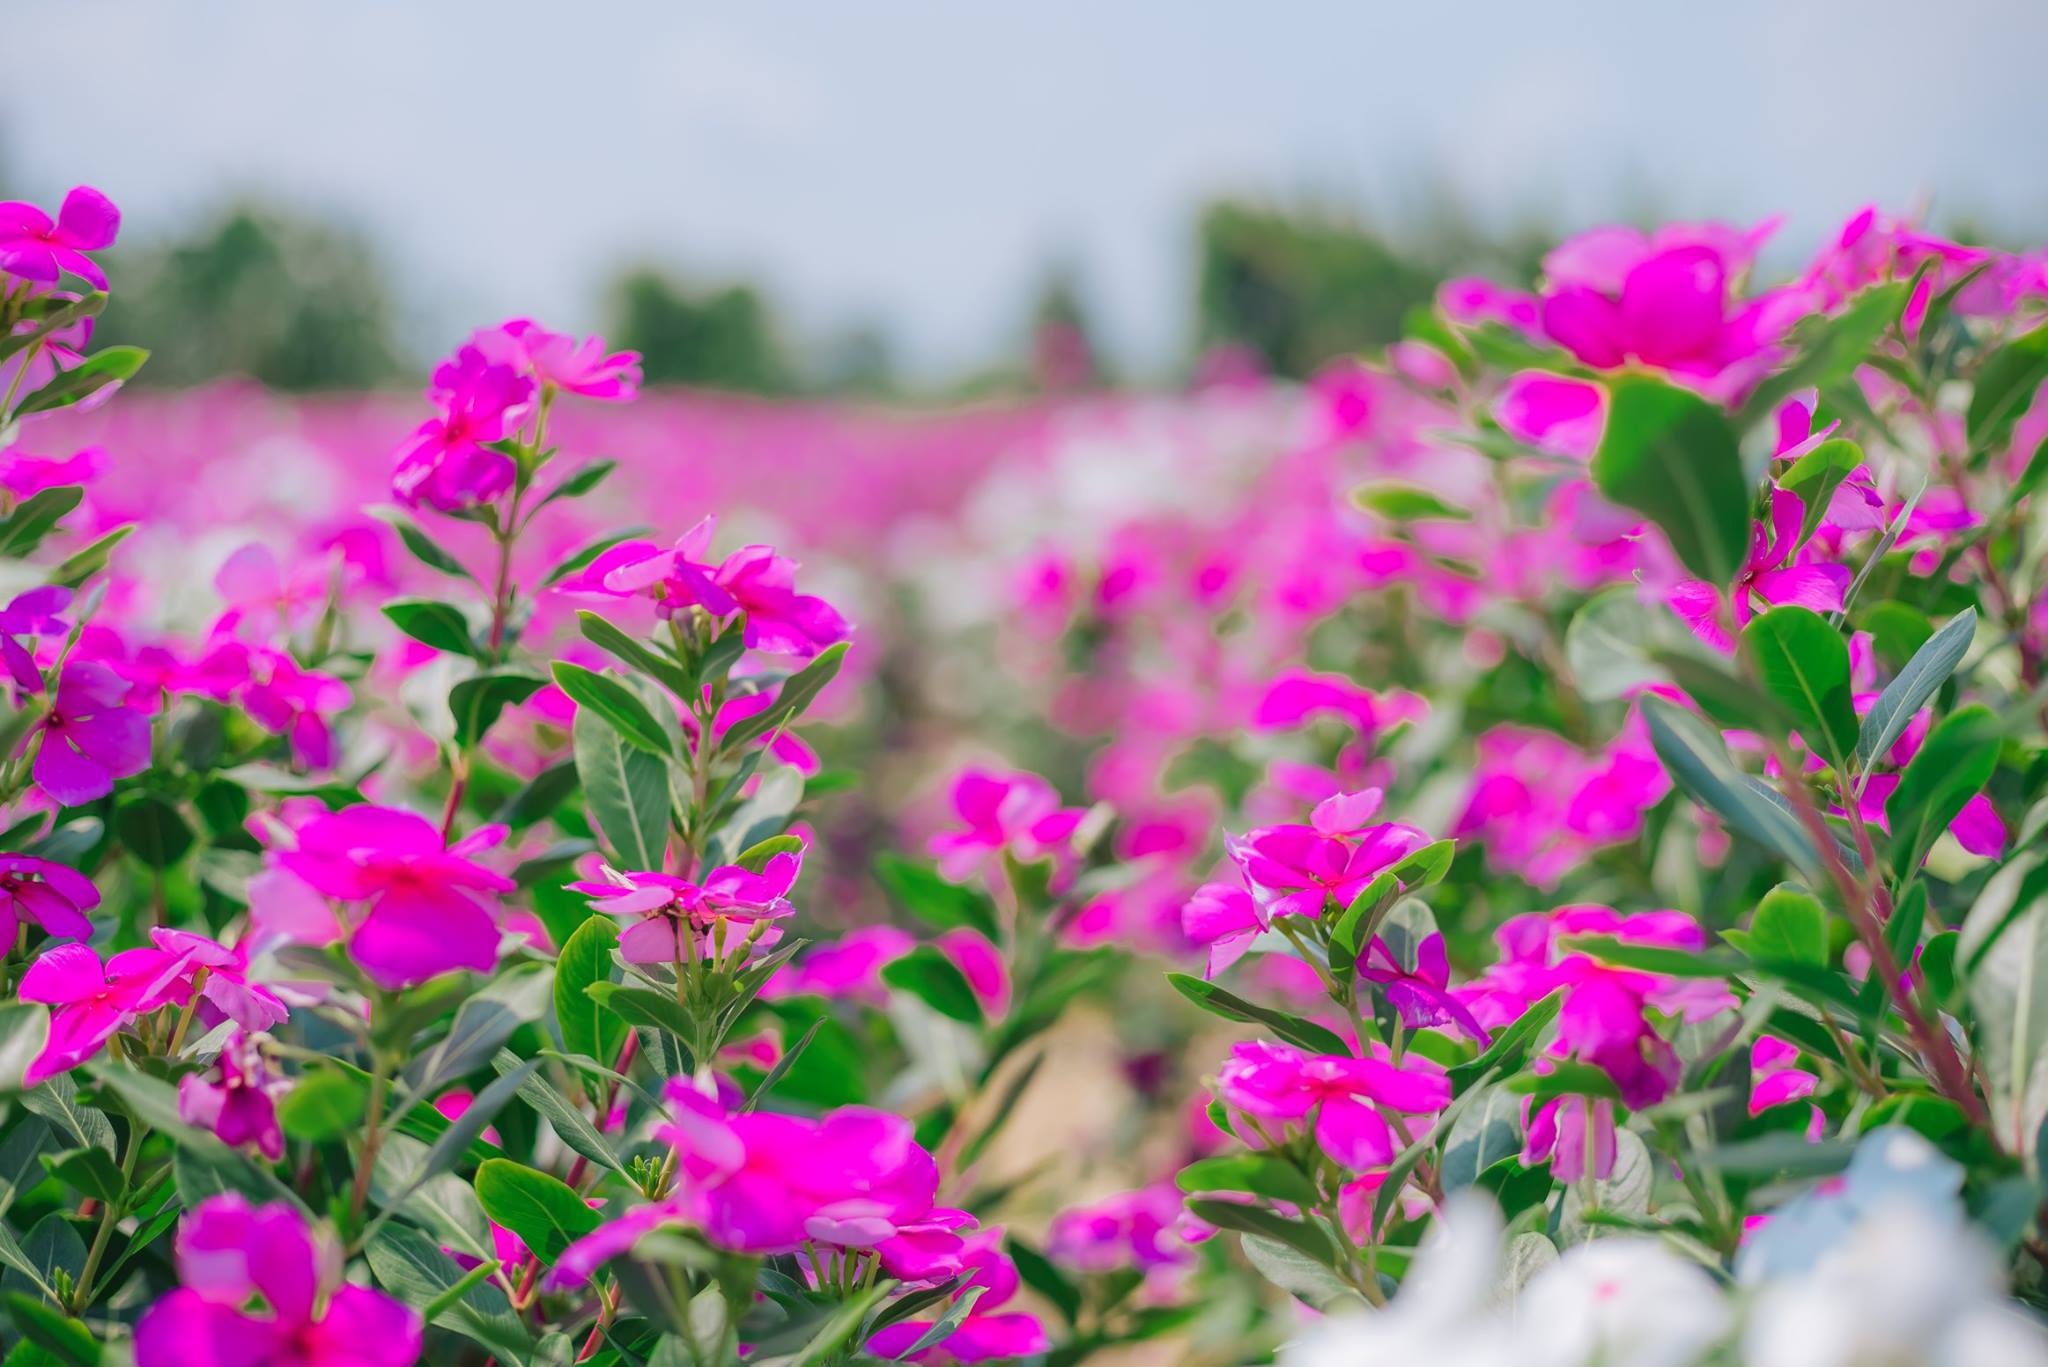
[
  {"xmin": 29, "ymin": 660, "xmax": 150, "ymax": 806},
  {"xmin": 0, "ymin": 853, "xmax": 98, "ymax": 945},
  {"xmin": 568, "ymin": 851, "xmax": 800, "ymax": 965},
  {"xmin": 178, "ymin": 1032, "xmax": 286, "ymax": 1160},
  {"xmin": 928, "ymin": 767, "xmax": 1086, "ymax": 883},
  {"xmin": 0, "ymin": 187, "xmax": 120, "ymax": 288},
  {"xmin": 135, "ymin": 1195, "xmax": 421, "ymax": 1367},
  {"xmin": 17, "ymin": 942, "xmax": 190, "ymax": 1086},
  {"xmin": 1214, "ymin": 1039, "xmax": 1449, "ymax": 1169},
  {"xmin": 1668, "ymin": 490, "xmax": 1850, "ymax": 650}
]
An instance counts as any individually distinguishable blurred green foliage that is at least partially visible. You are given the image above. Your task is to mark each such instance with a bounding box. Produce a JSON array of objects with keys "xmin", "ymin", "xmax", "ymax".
[
  {"xmin": 102, "ymin": 206, "xmax": 404, "ymax": 390},
  {"xmin": 604, "ymin": 268, "xmax": 798, "ymax": 395}
]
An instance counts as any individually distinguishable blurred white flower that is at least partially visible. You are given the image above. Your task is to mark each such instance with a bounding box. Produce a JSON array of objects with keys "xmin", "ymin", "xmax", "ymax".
[{"xmin": 1518, "ymin": 1238, "xmax": 1730, "ymax": 1367}]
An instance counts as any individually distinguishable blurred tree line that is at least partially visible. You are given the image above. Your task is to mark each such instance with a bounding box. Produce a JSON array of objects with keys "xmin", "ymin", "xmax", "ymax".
[{"xmin": 91, "ymin": 195, "xmax": 1549, "ymax": 397}]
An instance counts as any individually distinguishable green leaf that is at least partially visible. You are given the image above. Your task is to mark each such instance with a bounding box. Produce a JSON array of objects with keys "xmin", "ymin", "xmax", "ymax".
[
  {"xmin": 0, "ymin": 292, "xmax": 103, "ymax": 365},
  {"xmin": 1352, "ymin": 482, "xmax": 1470, "ymax": 522},
  {"xmin": 552, "ymin": 661, "xmax": 673, "ymax": 757},
  {"xmin": 1566, "ymin": 587, "xmax": 1700, "ymax": 701},
  {"xmin": 494, "ymin": 760, "xmax": 578, "ymax": 829},
  {"xmin": 21, "ymin": 1078, "xmax": 114, "ymax": 1155},
  {"xmin": 277, "ymin": 1066, "xmax": 368, "ymax": 1141},
  {"xmin": 2, "ymin": 1293, "xmax": 98, "ymax": 1367},
  {"xmin": 1642, "ymin": 695, "xmax": 1830, "ymax": 881},
  {"xmin": 400, "ymin": 1058, "xmax": 541, "ymax": 1199},
  {"xmin": 539, "ymin": 457, "xmax": 617, "ymax": 507},
  {"xmin": 1175, "ymin": 1154, "xmax": 1320, "ymax": 1206},
  {"xmin": 540, "ymin": 527, "xmax": 652, "ymax": 589},
  {"xmin": 1165, "ymin": 973, "xmax": 1350, "ymax": 1056},
  {"xmin": 1737, "ymin": 282, "xmax": 1908, "ymax": 429},
  {"xmin": 1448, "ymin": 991, "xmax": 1561, "ymax": 1093},
  {"xmin": 1741, "ymin": 885, "xmax": 1829, "ymax": 966},
  {"xmin": 584, "ymin": 983, "xmax": 695, "ymax": 1042},
  {"xmin": 873, "ymin": 854, "xmax": 999, "ymax": 940},
  {"xmin": 1561, "ymin": 935, "xmax": 1742, "ymax": 980},
  {"xmin": 1778, "ymin": 439, "xmax": 1866, "ymax": 544},
  {"xmin": 450, "ymin": 669, "xmax": 546, "ymax": 748},
  {"xmin": 880, "ymin": 946, "xmax": 985, "ymax": 1025},
  {"xmin": 1183, "ymin": 1199, "xmax": 1335, "ymax": 1267},
  {"xmin": 403, "ymin": 986, "xmax": 548, "ymax": 1096},
  {"xmin": 1967, "ymin": 320, "xmax": 2048, "ymax": 455},
  {"xmin": 44, "ymin": 524, "xmax": 133, "ymax": 588},
  {"xmin": 474, "ymin": 1158, "xmax": 603, "ymax": 1262},
  {"xmin": 1857, "ymin": 608, "xmax": 1976, "ymax": 767},
  {"xmin": 382, "ymin": 597, "xmax": 480, "ymax": 658},
  {"xmin": 555, "ymin": 915, "xmax": 628, "ymax": 1067},
  {"xmin": 42, "ymin": 1147, "xmax": 123, "ymax": 1206},
  {"xmin": 719, "ymin": 641, "xmax": 848, "ymax": 752},
  {"xmin": 577, "ymin": 612, "xmax": 693, "ymax": 696},
  {"xmin": 1005, "ymin": 1237, "xmax": 1081, "ymax": 1327},
  {"xmin": 1740, "ymin": 606, "xmax": 1858, "ymax": 762},
  {"xmin": 368, "ymin": 507, "xmax": 478, "ymax": 583},
  {"xmin": 1503, "ymin": 1060, "xmax": 1623, "ymax": 1101},
  {"xmin": 1592, "ymin": 373, "xmax": 1750, "ymax": 584},
  {"xmin": 1885, "ymin": 703, "xmax": 2001, "ymax": 878},
  {"xmin": 490, "ymin": 1049, "xmax": 626, "ymax": 1175},
  {"xmin": 0, "ymin": 1004, "xmax": 50, "ymax": 1093},
  {"xmin": 572, "ymin": 707, "xmax": 670, "ymax": 870},
  {"xmin": 112, "ymin": 792, "xmax": 195, "ymax": 868},
  {"xmin": 1855, "ymin": 599, "xmax": 1934, "ymax": 672},
  {"xmin": 0, "ymin": 488, "xmax": 84, "ymax": 559},
  {"xmin": 365, "ymin": 1222, "xmax": 532, "ymax": 1362},
  {"xmin": 1238, "ymin": 1233, "xmax": 1366, "ymax": 1312},
  {"xmin": 13, "ymin": 345, "xmax": 148, "ymax": 418}
]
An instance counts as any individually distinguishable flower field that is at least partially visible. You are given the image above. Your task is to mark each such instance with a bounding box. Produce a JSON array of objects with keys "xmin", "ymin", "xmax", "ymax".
[{"xmin": 1, "ymin": 184, "xmax": 2048, "ymax": 1366}]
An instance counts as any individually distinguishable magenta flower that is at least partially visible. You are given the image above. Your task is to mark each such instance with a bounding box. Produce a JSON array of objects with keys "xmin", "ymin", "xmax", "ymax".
[
  {"xmin": 1496, "ymin": 371, "xmax": 1604, "ymax": 459},
  {"xmin": 29, "ymin": 660, "xmax": 150, "ymax": 805},
  {"xmin": 0, "ymin": 444, "xmax": 105, "ymax": 498},
  {"xmin": 473, "ymin": 318, "xmax": 642, "ymax": 401},
  {"xmin": 0, "ymin": 584, "xmax": 71, "ymax": 691},
  {"xmin": 191, "ymin": 639, "xmax": 353, "ymax": 770},
  {"xmin": 1357, "ymin": 931, "xmax": 1490, "ymax": 1043},
  {"xmin": 558, "ymin": 515, "xmax": 852, "ymax": 658},
  {"xmin": 1046, "ymin": 1185, "xmax": 1191, "ymax": 1277},
  {"xmin": 1250, "ymin": 670, "xmax": 1425, "ymax": 739},
  {"xmin": 0, "ymin": 187, "xmax": 120, "ymax": 289},
  {"xmin": 928, "ymin": 767, "xmax": 1086, "ymax": 883},
  {"xmin": 764, "ymin": 925, "xmax": 916, "ymax": 1004},
  {"xmin": 549, "ymin": 1088, "xmax": 970, "ymax": 1287},
  {"xmin": 568, "ymin": 851, "xmax": 800, "ymax": 965},
  {"xmin": 135, "ymin": 1195, "xmax": 420, "ymax": 1367},
  {"xmin": 1181, "ymin": 880, "xmax": 1265, "ymax": 978},
  {"xmin": 1669, "ymin": 490, "xmax": 1851, "ymax": 650},
  {"xmin": 178, "ymin": 1032, "xmax": 286, "ymax": 1160},
  {"xmin": 866, "ymin": 1227, "xmax": 1050, "ymax": 1362},
  {"xmin": 249, "ymin": 804, "xmax": 513, "ymax": 989},
  {"xmin": 1225, "ymin": 793, "xmax": 1431, "ymax": 922},
  {"xmin": 1214, "ymin": 1039, "xmax": 1449, "ymax": 1169},
  {"xmin": 1521, "ymin": 1091, "xmax": 1618, "ymax": 1182},
  {"xmin": 0, "ymin": 852, "xmax": 99, "ymax": 946},
  {"xmin": 151, "ymin": 927, "xmax": 290, "ymax": 1033},
  {"xmin": 391, "ymin": 344, "xmax": 535, "ymax": 512},
  {"xmin": 17, "ymin": 942, "xmax": 190, "ymax": 1086},
  {"xmin": 1750, "ymin": 1035, "xmax": 1821, "ymax": 1117}
]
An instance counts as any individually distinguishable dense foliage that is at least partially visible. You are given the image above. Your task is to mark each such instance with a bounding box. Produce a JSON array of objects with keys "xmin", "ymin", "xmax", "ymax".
[{"xmin": 0, "ymin": 183, "xmax": 2047, "ymax": 1366}]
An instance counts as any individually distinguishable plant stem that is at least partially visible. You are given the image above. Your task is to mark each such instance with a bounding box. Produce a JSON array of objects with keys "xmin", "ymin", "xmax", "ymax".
[
  {"xmin": 71, "ymin": 1117, "xmax": 146, "ymax": 1313},
  {"xmin": 348, "ymin": 1052, "xmax": 393, "ymax": 1231}
]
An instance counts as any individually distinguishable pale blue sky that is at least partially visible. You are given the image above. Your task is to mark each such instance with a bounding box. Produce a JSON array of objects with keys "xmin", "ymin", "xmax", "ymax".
[{"xmin": 8, "ymin": 0, "xmax": 2047, "ymax": 377}]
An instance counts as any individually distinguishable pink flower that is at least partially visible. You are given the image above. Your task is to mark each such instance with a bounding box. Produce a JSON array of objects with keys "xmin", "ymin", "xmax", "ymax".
[
  {"xmin": 135, "ymin": 1195, "xmax": 421, "ymax": 1367},
  {"xmin": 0, "ymin": 853, "xmax": 98, "ymax": 945},
  {"xmin": 766, "ymin": 925, "xmax": 917, "ymax": 1004},
  {"xmin": 150, "ymin": 927, "xmax": 290, "ymax": 1033},
  {"xmin": 1358, "ymin": 931, "xmax": 1490, "ymax": 1043},
  {"xmin": 1214, "ymin": 1039, "xmax": 1449, "ymax": 1169},
  {"xmin": 1047, "ymin": 1185, "xmax": 1191, "ymax": 1275},
  {"xmin": 1749, "ymin": 1035, "xmax": 1822, "ymax": 1137},
  {"xmin": 1439, "ymin": 277, "xmax": 1541, "ymax": 334},
  {"xmin": 1669, "ymin": 490, "xmax": 1850, "ymax": 650},
  {"xmin": 1225, "ymin": 797, "xmax": 1431, "ymax": 923},
  {"xmin": 187, "ymin": 637, "xmax": 352, "ymax": 770},
  {"xmin": 1521, "ymin": 1091, "xmax": 1618, "ymax": 1182},
  {"xmin": 29, "ymin": 660, "xmax": 151, "ymax": 806},
  {"xmin": 866, "ymin": 1228, "xmax": 1050, "ymax": 1362},
  {"xmin": 473, "ymin": 318, "xmax": 642, "ymax": 401},
  {"xmin": 1463, "ymin": 906, "xmax": 1735, "ymax": 1108},
  {"xmin": 929, "ymin": 768, "xmax": 1086, "ymax": 883},
  {"xmin": 1497, "ymin": 371, "xmax": 1604, "ymax": 459},
  {"xmin": 0, "ymin": 445, "xmax": 105, "ymax": 498},
  {"xmin": 1250, "ymin": 670, "xmax": 1425, "ymax": 738},
  {"xmin": 568, "ymin": 852, "xmax": 800, "ymax": 966},
  {"xmin": 549, "ymin": 1088, "xmax": 970, "ymax": 1285},
  {"xmin": 1182, "ymin": 880, "xmax": 1264, "ymax": 978},
  {"xmin": 249, "ymin": 805, "xmax": 513, "ymax": 989},
  {"xmin": 0, "ymin": 585, "xmax": 72, "ymax": 691},
  {"xmin": 391, "ymin": 344, "xmax": 535, "ymax": 512},
  {"xmin": 178, "ymin": 1033, "xmax": 286, "ymax": 1161},
  {"xmin": 0, "ymin": 304, "xmax": 96, "ymax": 415},
  {"xmin": 18, "ymin": 942, "xmax": 190, "ymax": 1086},
  {"xmin": 557, "ymin": 515, "xmax": 851, "ymax": 657},
  {"xmin": 0, "ymin": 187, "xmax": 120, "ymax": 289}
]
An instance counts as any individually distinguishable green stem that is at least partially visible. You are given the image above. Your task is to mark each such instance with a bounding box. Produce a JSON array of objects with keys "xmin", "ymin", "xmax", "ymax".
[{"xmin": 71, "ymin": 1118, "xmax": 147, "ymax": 1312}]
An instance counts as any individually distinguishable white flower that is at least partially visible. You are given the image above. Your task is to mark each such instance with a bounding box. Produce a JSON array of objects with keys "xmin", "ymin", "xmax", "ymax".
[{"xmin": 1518, "ymin": 1237, "xmax": 1731, "ymax": 1367}]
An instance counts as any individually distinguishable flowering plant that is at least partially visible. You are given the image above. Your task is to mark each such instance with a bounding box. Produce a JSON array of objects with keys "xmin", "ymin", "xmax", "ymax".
[{"xmin": 2, "ymin": 181, "xmax": 2048, "ymax": 1367}]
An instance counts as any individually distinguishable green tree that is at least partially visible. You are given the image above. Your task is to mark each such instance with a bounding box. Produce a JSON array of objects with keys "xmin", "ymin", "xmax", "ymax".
[
  {"xmin": 604, "ymin": 268, "xmax": 794, "ymax": 393},
  {"xmin": 101, "ymin": 205, "xmax": 404, "ymax": 390}
]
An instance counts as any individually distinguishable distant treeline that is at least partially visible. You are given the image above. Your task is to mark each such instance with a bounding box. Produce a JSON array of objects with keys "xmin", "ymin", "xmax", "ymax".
[{"xmin": 92, "ymin": 198, "xmax": 1553, "ymax": 396}]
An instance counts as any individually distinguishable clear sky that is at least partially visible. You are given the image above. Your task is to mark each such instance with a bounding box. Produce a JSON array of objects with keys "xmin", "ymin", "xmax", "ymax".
[{"xmin": 8, "ymin": 0, "xmax": 2047, "ymax": 378}]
